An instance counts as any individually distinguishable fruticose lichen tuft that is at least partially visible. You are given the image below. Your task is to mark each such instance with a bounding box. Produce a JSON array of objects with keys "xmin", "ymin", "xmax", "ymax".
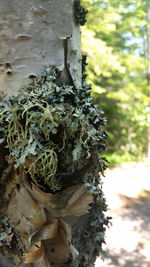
[
  {"xmin": 0, "ymin": 66, "xmax": 111, "ymax": 266},
  {"xmin": 0, "ymin": 66, "xmax": 108, "ymax": 192}
]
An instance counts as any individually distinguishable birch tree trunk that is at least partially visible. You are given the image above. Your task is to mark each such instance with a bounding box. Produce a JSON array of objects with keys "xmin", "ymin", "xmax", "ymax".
[
  {"xmin": 0, "ymin": 1, "xmax": 109, "ymax": 266},
  {"xmin": 0, "ymin": 0, "xmax": 82, "ymax": 96}
]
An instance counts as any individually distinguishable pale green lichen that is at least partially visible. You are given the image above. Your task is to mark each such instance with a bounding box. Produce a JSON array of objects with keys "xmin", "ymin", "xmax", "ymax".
[
  {"xmin": 0, "ymin": 66, "xmax": 108, "ymax": 192},
  {"xmin": 0, "ymin": 65, "xmax": 111, "ymax": 266},
  {"xmin": 0, "ymin": 217, "xmax": 12, "ymax": 248},
  {"xmin": 29, "ymin": 148, "xmax": 59, "ymax": 190}
]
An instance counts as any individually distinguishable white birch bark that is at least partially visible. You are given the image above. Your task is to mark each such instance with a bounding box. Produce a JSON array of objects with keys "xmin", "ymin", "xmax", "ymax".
[{"xmin": 0, "ymin": 0, "xmax": 82, "ymax": 96}]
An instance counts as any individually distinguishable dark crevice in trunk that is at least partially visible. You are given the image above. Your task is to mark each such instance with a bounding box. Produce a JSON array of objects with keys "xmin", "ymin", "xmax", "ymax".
[{"xmin": 58, "ymin": 39, "xmax": 73, "ymax": 86}]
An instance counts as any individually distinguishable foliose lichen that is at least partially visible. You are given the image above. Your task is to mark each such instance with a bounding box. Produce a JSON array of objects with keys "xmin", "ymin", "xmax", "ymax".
[
  {"xmin": 0, "ymin": 66, "xmax": 108, "ymax": 193},
  {"xmin": 74, "ymin": 0, "xmax": 88, "ymax": 26},
  {"xmin": 0, "ymin": 65, "xmax": 111, "ymax": 265},
  {"xmin": 0, "ymin": 216, "xmax": 13, "ymax": 248},
  {"xmin": 61, "ymin": 168, "xmax": 111, "ymax": 267},
  {"xmin": 69, "ymin": 211, "xmax": 110, "ymax": 266}
]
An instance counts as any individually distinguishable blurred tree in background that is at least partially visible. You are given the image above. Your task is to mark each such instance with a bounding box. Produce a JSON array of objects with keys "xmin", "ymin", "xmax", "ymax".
[{"xmin": 82, "ymin": 0, "xmax": 150, "ymax": 164}]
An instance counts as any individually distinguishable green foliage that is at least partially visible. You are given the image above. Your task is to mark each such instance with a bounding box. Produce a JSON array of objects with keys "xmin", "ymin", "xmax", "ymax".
[
  {"xmin": 82, "ymin": 0, "xmax": 150, "ymax": 159},
  {"xmin": 0, "ymin": 67, "xmax": 107, "ymax": 192},
  {"xmin": 104, "ymin": 151, "xmax": 144, "ymax": 168}
]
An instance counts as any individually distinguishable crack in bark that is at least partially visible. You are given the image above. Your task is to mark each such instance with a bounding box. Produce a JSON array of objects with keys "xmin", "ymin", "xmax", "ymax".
[{"xmin": 58, "ymin": 39, "xmax": 73, "ymax": 86}]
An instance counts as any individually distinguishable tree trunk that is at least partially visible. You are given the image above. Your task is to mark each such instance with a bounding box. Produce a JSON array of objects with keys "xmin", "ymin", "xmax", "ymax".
[
  {"xmin": 0, "ymin": 1, "xmax": 109, "ymax": 266},
  {"xmin": 0, "ymin": 0, "xmax": 82, "ymax": 96},
  {"xmin": 144, "ymin": 0, "xmax": 150, "ymax": 160}
]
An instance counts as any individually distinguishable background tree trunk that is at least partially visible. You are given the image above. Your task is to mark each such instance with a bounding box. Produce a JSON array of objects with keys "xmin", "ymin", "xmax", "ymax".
[{"xmin": 144, "ymin": 0, "xmax": 150, "ymax": 160}]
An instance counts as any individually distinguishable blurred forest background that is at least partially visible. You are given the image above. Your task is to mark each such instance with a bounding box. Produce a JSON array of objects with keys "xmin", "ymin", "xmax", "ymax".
[{"xmin": 82, "ymin": 0, "xmax": 150, "ymax": 166}]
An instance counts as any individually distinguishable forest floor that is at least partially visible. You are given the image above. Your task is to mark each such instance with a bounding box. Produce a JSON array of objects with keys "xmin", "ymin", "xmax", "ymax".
[{"xmin": 95, "ymin": 161, "xmax": 150, "ymax": 267}]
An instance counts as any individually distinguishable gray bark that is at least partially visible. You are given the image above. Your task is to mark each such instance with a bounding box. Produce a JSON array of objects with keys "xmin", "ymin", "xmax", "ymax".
[
  {"xmin": 0, "ymin": 0, "xmax": 82, "ymax": 96},
  {"xmin": 0, "ymin": 0, "xmax": 83, "ymax": 266},
  {"xmin": 0, "ymin": 1, "xmax": 108, "ymax": 266}
]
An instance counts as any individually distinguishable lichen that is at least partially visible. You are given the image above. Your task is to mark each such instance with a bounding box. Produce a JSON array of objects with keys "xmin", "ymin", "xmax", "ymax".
[
  {"xmin": 0, "ymin": 217, "xmax": 13, "ymax": 248},
  {"xmin": 69, "ymin": 200, "xmax": 111, "ymax": 267},
  {"xmin": 74, "ymin": 0, "xmax": 88, "ymax": 26},
  {"xmin": 0, "ymin": 66, "xmax": 108, "ymax": 192},
  {"xmin": 60, "ymin": 169, "xmax": 111, "ymax": 267},
  {"xmin": 0, "ymin": 65, "xmax": 111, "ymax": 265}
]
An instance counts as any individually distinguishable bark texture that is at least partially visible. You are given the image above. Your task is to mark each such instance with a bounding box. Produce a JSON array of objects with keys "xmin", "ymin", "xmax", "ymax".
[
  {"xmin": 0, "ymin": 0, "xmax": 82, "ymax": 95},
  {"xmin": 0, "ymin": 1, "xmax": 109, "ymax": 266}
]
